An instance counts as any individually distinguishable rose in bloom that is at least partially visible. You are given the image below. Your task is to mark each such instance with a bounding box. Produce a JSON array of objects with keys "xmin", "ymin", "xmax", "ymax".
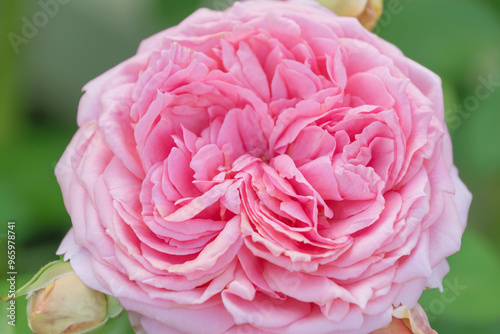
[{"xmin": 56, "ymin": 1, "xmax": 471, "ymax": 333}]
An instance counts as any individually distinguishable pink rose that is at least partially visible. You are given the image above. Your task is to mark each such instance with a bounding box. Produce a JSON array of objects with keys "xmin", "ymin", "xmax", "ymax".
[{"xmin": 56, "ymin": 1, "xmax": 471, "ymax": 333}]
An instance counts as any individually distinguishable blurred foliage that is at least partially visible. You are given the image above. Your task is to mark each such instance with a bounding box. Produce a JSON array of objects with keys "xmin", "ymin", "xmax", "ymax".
[{"xmin": 0, "ymin": 0, "xmax": 499, "ymax": 333}]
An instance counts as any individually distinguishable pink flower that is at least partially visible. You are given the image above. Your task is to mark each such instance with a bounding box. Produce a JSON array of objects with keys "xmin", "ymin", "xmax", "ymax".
[{"xmin": 56, "ymin": 1, "xmax": 471, "ymax": 333}]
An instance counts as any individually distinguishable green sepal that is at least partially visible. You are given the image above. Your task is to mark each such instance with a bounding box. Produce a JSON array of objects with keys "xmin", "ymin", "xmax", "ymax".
[
  {"xmin": 106, "ymin": 295, "xmax": 124, "ymax": 318},
  {"xmin": 2, "ymin": 260, "xmax": 73, "ymax": 301}
]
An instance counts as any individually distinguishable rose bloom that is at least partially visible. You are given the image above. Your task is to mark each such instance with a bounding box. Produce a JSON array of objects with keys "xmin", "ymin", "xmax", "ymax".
[{"xmin": 56, "ymin": 1, "xmax": 471, "ymax": 333}]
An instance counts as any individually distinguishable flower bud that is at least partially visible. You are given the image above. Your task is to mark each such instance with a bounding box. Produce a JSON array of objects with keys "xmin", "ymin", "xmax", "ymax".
[
  {"xmin": 371, "ymin": 304, "xmax": 437, "ymax": 334},
  {"xmin": 28, "ymin": 272, "xmax": 107, "ymax": 334},
  {"xmin": 317, "ymin": 0, "xmax": 383, "ymax": 30},
  {"xmin": 1, "ymin": 260, "xmax": 123, "ymax": 334}
]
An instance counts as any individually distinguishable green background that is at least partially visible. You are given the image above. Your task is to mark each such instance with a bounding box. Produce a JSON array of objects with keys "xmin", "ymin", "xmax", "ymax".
[{"xmin": 1, "ymin": 0, "xmax": 499, "ymax": 333}]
